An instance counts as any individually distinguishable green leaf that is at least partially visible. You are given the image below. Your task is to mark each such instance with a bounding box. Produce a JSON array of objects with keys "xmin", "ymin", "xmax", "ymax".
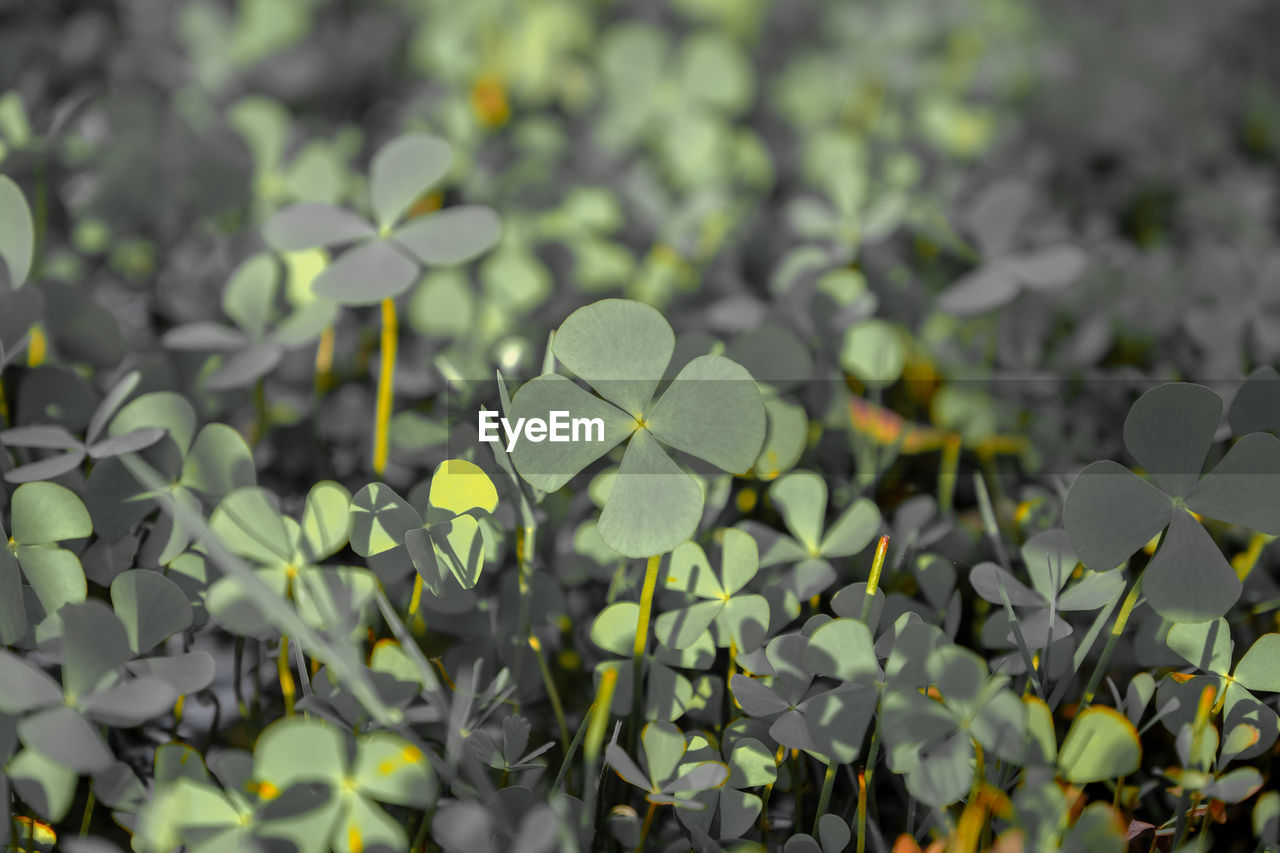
[
  {"xmin": 223, "ymin": 252, "xmax": 279, "ymax": 339},
  {"xmin": 656, "ymin": 599, "xmax": 722, "ymax": 650},
  {"xmin": 352, "ymin": 733, "xmax": 435, "ymax": 807},
  {"xmin": 770, "ymin": 471, "xmax": 826, "ymax": 555},
  {"xmin": 839, "ymin": 320, "xmax": 904, "ymax": 386},
  {"xmin": 6, "ymin": 748, "xmax": 77, "ymax": 822},
  {"xmin": 1166, "ymin": 617, "xmax": 1233, "ymax": 675},
  {"xmin": 428, "ymin": 459, "xmax": 499, "ymax": 516},
  {"xmin": 60, "ymin": 600, "xmax": 131, "ymax": 702},
  {"xmin": 820, "ymin": 498, "xmax": 879, "ymax": 558},
  {"xmin": 645, "ymin": 355, "xmax": 765, "ymax": 473},
  {"xmin": 730, "ymin": 673, "xmax": 789, "ymax": 716},
  {"xmin": 126, "ymin": 651, "xmax": 216, "ymax": 695},
  {"xmin": 111, "ymin": 570, "xmax": 194, "ymax": 654},
  {"xmin": 1186, "ymin": 432, "xmax": 1280, "ymax": 534},
  {"xmin": 0, "ymin": 175, "xmax": 34, "ymax": 288},
  {"xmin": 300, "ymin": 480, "xmax": 352, "ymax": 562},
  {"xmin": 970, "ymin": 561, "xmax": 1042, "ymax": 607},
  {"xmin": 254, "ymin": 717, "xmax": 346, "ymax": 789},
  {"xmin": 1123, "ymin": 383, "xmax": 1221, "ymax": 497},
  {"xmin": 0, "ymin": 649, "xmax": 63, "ymax": 712},
  {"xmin": 606, "ymin": 743, "xmax": 653, "ymax": 792},
  {"xmin": 1022, "ymin": 529, "xmax": 1078, "ymax": 599},
  {"xmin": 720, "ymin": 593, "xmax": 769, "ymax": 652},
  {"xmin": 1228, "ymin": 366, "xmax": 1280, "ymax": 435},
  {"xmin": 666, "ymin": 761, "xmax": 729, "ymax": 794},
  {"xmin": 552, "ymin": 299, "xmax": 674, "ymax": 417},
  {"xmin": 597, "ymin": 429, "xmax": 702, "ymax": 558},
  {"xmin": 805, "ymin": 618, "xmax": 879, "ymax": 684},
  {"xmin": 590, "ymin": 602, "xmax": 639, "ymax": 658},
  {"xmin": 18, "ymin": 706, "xmax": 114, "ymax": 772},
  {"xmin": 664, "ymin": 541, "xmax": 724, "ymax": 599},
  {"xmin": 1064, "ymin": 460, "xmax": 1172, "ymax": 570},
  {"xmin": 508, "ymin": 375, "xmax": 633, "ymax": 492},
  {"xmin": 11, "ymin": 482, "xmax": 92, "ymax": 545},
  {"xmin": 312, "ymin": 238, "xmax": 419, "ymax": 305},
  {"xmin": 1058, "ymin": 706, "xmax": 1141, "ymax": 783},
  {"xmin": 393, "ymin": 206, "xmax": 502, "ymax": 267},
  {"xmin": 78, "ymin": 676, "xmax": 177, "ymax": 726},
  {"xmin": 350, "ymin": 483, "xmax": 422, "ymax": 557},
  {"xmin": 110, "ymin": 391, "xmax": 197, "ymax": 457},
  {"xmin": 642, "ymin": 721, "xmax": 688, "ymax": 785},
  {"xmin": 15, "ymin": 546, "xmax": 87, "ymax": 618},
  {"xmin": 0, "ymin": 549, "xmax": 25, "ymax": 645},
  {"xmin": 1144, "ymin": 509, "xmax": 1242, "ymax": 623},
  {"xmin": 212, "ymin": 488, "xmax": 292, "ymax": 566},
  {"xmin": 1233, "ymin": 634, "xmax": 1280, "ymax": 693},
  {"xmin": 338, "ymin": 794, "xmax": 406, "ymax": 853},
  {"xmin": 370, "ymin": 134, "xmax": 452, "ymax": 230},
  {"xmin": 936, "ymin": 264, "xmax": 1020, "ymax": 316},
  {"xmin": 264, "ymin": 202, "xmax": 375, "ymax": 251}
]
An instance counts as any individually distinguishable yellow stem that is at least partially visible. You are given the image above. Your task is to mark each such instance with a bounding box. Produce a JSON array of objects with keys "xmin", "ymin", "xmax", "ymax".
[
  {"xmin": 27, "ymin": 325, "xmax": 47, "ymax": 367},
  {"xmin": 373, "ymin": 299, "xmax": 398, "ymax": 476},
  {"xmin": 584, "ymin": 666, "xmax": 618, "ymax": 766},
  {"xmin": 314, "ymin": 325, "xmax": 335, "ymax": 394},
  {"xmin": 278, "ymin": 636, "xmax": 296, "ymax": 716},
  {"xmin": 529, "ymin": 635, "xmax": 571, "ymax": 755},
  {"xmin": 860, "ymin": 535, "xmax": 890, "ymax": 623}
]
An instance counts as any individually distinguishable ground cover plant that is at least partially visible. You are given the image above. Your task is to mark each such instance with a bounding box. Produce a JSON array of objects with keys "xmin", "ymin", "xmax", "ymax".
[{"xmin": 3, "ymin": 0, "xmax": 1280, "ymax": 851}]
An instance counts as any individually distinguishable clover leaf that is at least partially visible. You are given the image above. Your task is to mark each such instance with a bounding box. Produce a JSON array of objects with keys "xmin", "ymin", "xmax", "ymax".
[
  {"xmin": 510, "ymin": 299, "xmax": 766, "ymax": 558},
  {"xmin": 0, "ymin": 601, "xmax": 184, "ymax": 773},
  {"xmin": 656, "ymin": 528, "xmax": 770, "ymax": 654},
  {"xmin": 0, "ymin": 482, "xmax": 93, "ymax": 644},
  {"xmin": 591, "ymin": 601, "xmax": 715, "ymax": 721},
  {"xmin": 1, "ymin": 370, "xmax": 164, "ymax": 483},
  {"xmin": 675, "ymin": 735, "xmax": 777, "ymax": 840},
  {"xmin": 205, "ymin": 481, "xmax": 373, "ymax": 638},
  {"xmin": 880, "ymin": 645, "xmax": 1027, "ymax": 806},
  {"xmin": 1159, "ymin": 620, "xmax": 1280, "ymax": 759},
  {"xmin": 969, "ymin": 528, "xmax": 1124, "ymax": 649},
  {"xmin": 163, "ymin": 252, "xmax": 337, "ymax": 390},
  {"xmin": 737, "ymin": 469, "xmax": 880, "ymax": 621},
  {"xmin": 251, "ymin": 717, "xmax": 437, "ymax": 853},
  {"xmin": 729, "ymin": 631, "xmax": 879, "ymax": 765},
  {"xmin": 263, "ymin": 134, "xmax": 501, "ymax": 305},
  {"xmin": 937, "ymin": 178, "xmax": 1087, "ymax": 316},
  {"xmin": 1057, "ymin": 706, "xmax": 1143, "ymax": 784},
  {"xmin": 350, "ymin": 459, "xmax": 498, "ymax": 596},
  {"xmin": 606, "ymin": 721, "xmax": 729, "ymax": 808},
  {"xmin": 0, "ymin": 175, "xmax": 34, "ymax": 288},
  {"xmin": 84, "ymin": 391, "xmax": 257, "ymax": 565},
  {"xmin": 1064, "ymin": 382, "xmax": 1280, "ymax": 622}
]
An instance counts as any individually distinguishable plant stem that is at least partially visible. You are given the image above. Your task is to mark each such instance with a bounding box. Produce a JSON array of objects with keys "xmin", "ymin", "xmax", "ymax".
[
  {"xmin": 278, "ymin": 635, "xmax": 296, "ymax": 716},
  {"xmin": 938, "ymin": 433, "xmax": 961, "ymax": 515},
  {"xmin": 314, "ymin": 324, "xmax": 335, "ymax": 396},
  {"xmin": 1080, "ymin": 565, "xmax": 1149, "ymax": 707},
  {"xmin": 856, "ymin": 767, "xmax": 868, "ymax": 853},
  {"xmin": 528, "ymin": 635, "xmax": 571, "ymax": 759},
  {"xmin": 813, "ymin": 761, "xmax": 837, "ymax": 836},
  {"xmin": 634, "ymin": 802, "xmax": 658, "ymax": 853},
  {"xmin": 372, "ymin": 298, "xmax": 398, "ymax": 476},
  {"xmin": 79, "ymin": 790, "xmax": 95, "ymax": 836},
  {"xmin": 630, "ymin": 554, "xmax": 662, "ymax": 746},
  {"xmin": 861, "ymin": 535, "xmax": 890, "ymax": 623}
]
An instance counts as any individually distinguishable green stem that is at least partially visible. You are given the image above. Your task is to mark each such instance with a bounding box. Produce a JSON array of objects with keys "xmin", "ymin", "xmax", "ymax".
[
  {"xmin": 78, "ymin": 790, "xmax": 95, "ymax": 837},
  {"xmin": 629, "ymin": 554, "xmax": 662, "ymax": 747},
  {"xmin": 251, "ymin": 378, "xmax": 269, "ymax": 446},
  {"xmin": 372, "ymin": 298, "xmax": 398, "ymax": 476},
  {"xmin": 938, "ymin": 433, "xmax": 961, "ymax": 515},
  {"xmin": 528, "ymin": 635, "xmax": 571, "ymax": 761},
  {"xmin": 1080, "ymin": 567, "xmax": 1148, "ymax": 707},
  {"xmin": 813, "ymin": 761, "xmax": 837, "ymax": 836},
  {"xmin": 634, "ymin": 802, "xmax": 658, "ymax": 853}
]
